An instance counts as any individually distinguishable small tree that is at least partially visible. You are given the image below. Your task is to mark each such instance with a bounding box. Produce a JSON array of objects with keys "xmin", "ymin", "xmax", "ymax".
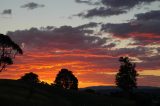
[
  {"xmin": 0, "ymin": 34, "xmax": 23, "ymax": 72},
  {"xmin": 54, "ymin": 69, "xmax": 78, "ymax": 90},
  {"xmin": 19, "ymin": 72, "xmax": 40, "ymax": 100},
  {"xmin": 19, "ymin": 72, "xmax": 40, "ymax": 84},
  {"xmin": 116, "ymin": 57, "xmax": 138, "ymax": 93}
]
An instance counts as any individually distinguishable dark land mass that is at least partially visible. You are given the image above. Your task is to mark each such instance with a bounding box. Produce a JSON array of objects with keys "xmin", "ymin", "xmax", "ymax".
[
  {"xmin": 0, "ymin": 79, "xmax": 134, "ymax": 106},
  {"xmin": 0, "ymin": 79, "xmax": 160, "ymax": 106},
  {"xmin": 82, "ymin": 85, "xmax": 160, "ymax": 95},
  {"xmin": 81, "ymin": 86, "xmax": 160, "ymax": 106}
]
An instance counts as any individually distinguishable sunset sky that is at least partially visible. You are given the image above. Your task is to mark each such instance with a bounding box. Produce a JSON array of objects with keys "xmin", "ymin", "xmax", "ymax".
[{"xmin": 0, "ymin": 0, "xmax": 160, "ymax": 88}]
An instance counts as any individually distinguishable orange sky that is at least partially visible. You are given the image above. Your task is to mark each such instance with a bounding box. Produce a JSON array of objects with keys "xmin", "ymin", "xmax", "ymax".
[{"xmin": 0, "ymin": 48, "xmax": 159, "ymax": 88}]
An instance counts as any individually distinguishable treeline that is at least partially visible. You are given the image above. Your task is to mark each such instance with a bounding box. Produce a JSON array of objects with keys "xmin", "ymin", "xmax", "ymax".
[{"xmin": 18, "ymin": 69, "xmax": 78, "ymax": 90}]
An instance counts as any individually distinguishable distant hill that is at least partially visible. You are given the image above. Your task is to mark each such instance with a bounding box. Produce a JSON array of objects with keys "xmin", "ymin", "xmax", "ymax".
[
  {"xmin": 82, "ymin": 85, "xmax": 160, "ymax": 90},
  {"xmin": 0, "ymin": 79, "xmax": 135, "ymax": 106},
  {"xmin": 81, "ymin": 86, "xmax": 119, "ymax": 90},
  {"xmin": 81, "ymin": 86, "xmax": 160, "ymax": 95}
]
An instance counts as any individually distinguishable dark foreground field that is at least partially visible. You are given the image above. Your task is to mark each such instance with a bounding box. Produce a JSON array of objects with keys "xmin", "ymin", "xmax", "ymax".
[{"xmin": 0, "ymin": 79, "xmax": 137, "ymax": 106}]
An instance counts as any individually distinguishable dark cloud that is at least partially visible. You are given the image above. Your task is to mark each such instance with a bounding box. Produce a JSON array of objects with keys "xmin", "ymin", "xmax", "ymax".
[
  {"xmin": 135, "ymin": 10, "xmax": 160, "ymax": 21},
  {"xmin": 101, "ymin": 0, "xmax": 158, "ymax": 10},
  {"xmin": 75, "ymin": 0, "xmax": 100, "ymax": 5},
  {"xmin": 21, "ymin": 2, "xmax": 45, "ymax": 10},
  {"xmin": 75, "ymin": 0, "xmax": 159, "ymax": 17},
  {"xmin": 7, "ymin": 26, "xmax": 107, "ymax": 50},
  {"xmin": 101, "ymin": 0, "xmax": 137, "ymax": 9},
  {"xmin": 75, "ymin": 22, "xmax": 102, "ymax": 35},
  {"xmin": 101, "ymin": 10, "xmax": 160, "ymax": 45},
  {"xmin": 101, "ymin": 23, "xmax": 133, "ymax": 35},
  {"xmin": 1, "ymin": 9, "xmax": 12, "ymax": 15},
  {"xmin": 75, "ymin": 0, "xmax": 92, "ymax": 4},
  {"xmin": 77, "ymin": 7, "xmax": 127, "ymax": 18},
  {"xmin": 76, "ymin": 0, "xmax": 159, "ymax": 8},
  {"xmin": 101, "ymin": 10, "xmax": 160, "ymax": 35},
  {"xmin": 76, "ymin": 22, "xmax": 101, "ymax": 29}
]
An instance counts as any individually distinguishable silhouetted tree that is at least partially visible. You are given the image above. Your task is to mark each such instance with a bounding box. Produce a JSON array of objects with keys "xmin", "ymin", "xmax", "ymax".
[
  {"xmin": 19, "ymin": 72, "xmax": 40, "ymax": 100},
  {"xmin": 116, "ymin": 57, "xmax": 138, "ymax": 93},
  {"xmin": 54, "ymin": 69, "xmax": 78, "ymax": 90},
  {"xmin": 19, "ymin": 72, "xmax": 40, "ymax": 84},
  {"xmin": 0, "ymin": 34, "xmax": 23, "ymax": 72}
]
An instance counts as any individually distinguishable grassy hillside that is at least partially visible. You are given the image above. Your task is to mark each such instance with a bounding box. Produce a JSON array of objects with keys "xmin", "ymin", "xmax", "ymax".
[{"xmin": 0, "ymin": 79, "xmax": 135, "ymax": 106}]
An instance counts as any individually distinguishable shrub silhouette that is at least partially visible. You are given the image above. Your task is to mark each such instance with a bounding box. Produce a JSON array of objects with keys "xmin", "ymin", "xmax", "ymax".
[
  {"xmin": 116, "ymin": 57, "xmax": 138, "ymax": 93},
  {"xmin": 0, "ymin": 34, "xmax": 23, "ymax": 72},
  {"xmin": 19, "ymin": 72, "xmax": 40, "ymax": 84},
  {"xmin": 54, "ymin": 69, "xmax": 78, "ymax": 90}
]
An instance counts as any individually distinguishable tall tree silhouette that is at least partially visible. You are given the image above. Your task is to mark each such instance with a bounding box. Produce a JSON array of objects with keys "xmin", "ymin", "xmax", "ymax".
[
  {"xmin": 116, "ymin": 57, "xmax": 138, "ymax": 92},
  {"xmin": 19, "ymin": 72, "xmax": 40, "ymax": 83},
  {"xmin": 54, "ymin": 69, "xmax": 78, "ymax": 90},
  {"xmin": 0, "ymin": 34, "xmax": 23, "ymax": 72}
]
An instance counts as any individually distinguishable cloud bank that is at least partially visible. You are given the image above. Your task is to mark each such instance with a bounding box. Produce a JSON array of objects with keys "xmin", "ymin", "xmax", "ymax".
[
  {"xmin": 101, "ymin": 10, "xmax": 160, "ymax": 45},
  {"xmin": 75, "ymin": 0, "xmax": 159, "ymax": 17}
]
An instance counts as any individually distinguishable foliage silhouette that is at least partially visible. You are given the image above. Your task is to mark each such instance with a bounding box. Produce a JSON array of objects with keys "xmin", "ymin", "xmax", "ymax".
[
  {"xmin": 116, "ymin": 57, "xmax": 138, "ymax": 92},
  {"xmin": 54, "ymin": 69, "xmax": 78, "ymax": 90},
  {"xmin": 19, "ymin": 72, "xmax": 40, "ymax": 84},
  {"xmin": 18, "ymin": 72, "xmax": 40, "ymax": 100},
  {"xmin": 0, "ymin": 34, "xmax": 23, "ymax": 72}
]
